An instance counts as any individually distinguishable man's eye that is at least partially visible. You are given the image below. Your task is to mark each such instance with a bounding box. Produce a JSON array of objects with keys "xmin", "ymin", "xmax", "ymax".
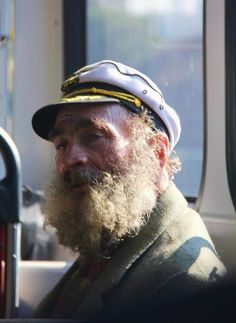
[{"xmin": 55, "ymin": 142, "xmax": 67, "ymax": 151}]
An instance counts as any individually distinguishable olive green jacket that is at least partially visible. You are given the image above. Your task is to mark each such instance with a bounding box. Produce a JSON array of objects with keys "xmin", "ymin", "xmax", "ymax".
[{"xmin": 35, "ymin": 182, "xmax": 226, "ymax": 320}]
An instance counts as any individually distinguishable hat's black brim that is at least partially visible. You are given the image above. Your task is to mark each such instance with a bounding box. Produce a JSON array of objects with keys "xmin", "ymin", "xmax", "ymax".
[
  {"xmin": 32, "ymin": 103, "xmax": 62, "ymax": 141},
  {"xmin": 32, "ymin": 96, "xmax": 121, "ymax": 140}
]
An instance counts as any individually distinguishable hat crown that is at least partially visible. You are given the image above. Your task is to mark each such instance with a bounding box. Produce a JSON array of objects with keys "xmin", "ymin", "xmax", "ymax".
[{"xmin": 76, "ymin": 60, "xmax": 161, "ymax": 92}]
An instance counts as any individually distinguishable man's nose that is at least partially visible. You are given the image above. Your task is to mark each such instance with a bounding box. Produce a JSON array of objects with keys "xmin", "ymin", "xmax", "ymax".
[{"xmin": 58, "ymin": 142, "xmax": 88, "ymax": 173}]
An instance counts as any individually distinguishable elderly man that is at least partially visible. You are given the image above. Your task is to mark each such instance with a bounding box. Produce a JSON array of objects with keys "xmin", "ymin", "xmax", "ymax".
[{"xmin": 32, "ymin": 60, "xmax": 225, "ymax": 320}]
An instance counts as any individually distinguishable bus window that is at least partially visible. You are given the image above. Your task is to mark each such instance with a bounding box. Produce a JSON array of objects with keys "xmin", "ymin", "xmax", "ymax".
[
  {"xmin": 225, "ymin": 0, "xmax": 236, "ymax": 212},
  {"xmin": 87, "ymin": 0, "xmax": 204, "ymax": 200}
]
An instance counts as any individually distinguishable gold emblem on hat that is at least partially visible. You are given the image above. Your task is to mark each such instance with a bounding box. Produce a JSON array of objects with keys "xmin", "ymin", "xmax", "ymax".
[{"xmin": 61, "ymin": 74, "xmax": 79, "ymax": 92}]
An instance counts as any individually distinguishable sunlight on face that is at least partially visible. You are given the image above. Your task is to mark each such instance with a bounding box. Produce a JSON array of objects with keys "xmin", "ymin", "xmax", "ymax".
[{"xmin": 43, "ymin": 108, "xmax": 163, "ymax": 261}]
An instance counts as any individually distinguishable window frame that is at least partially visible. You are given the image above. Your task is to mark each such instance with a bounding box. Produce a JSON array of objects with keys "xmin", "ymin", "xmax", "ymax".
[
  {"xmin": 63, "ymin": 0, "xmax": 204, "ymax": 203},
  {"xmin": 225, "ymin": 0, "xmax": 236, "ymax": 212},
  {"xmin": 63, "ymin": 0, "xmax": 87, "ymax": 78}
]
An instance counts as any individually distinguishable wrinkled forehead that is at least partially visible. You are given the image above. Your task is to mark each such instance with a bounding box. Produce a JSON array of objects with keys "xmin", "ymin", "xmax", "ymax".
[
  {"xmin": 55, "ymin": 102, "xmax": 131, "ymax": 126},
  {"xmin": 55, "ymin": 108, "xmax": 78, "ymax": 125},
  {"xmin": 49, "ymin": 103, "xmax": 135, "ymax": 141}
]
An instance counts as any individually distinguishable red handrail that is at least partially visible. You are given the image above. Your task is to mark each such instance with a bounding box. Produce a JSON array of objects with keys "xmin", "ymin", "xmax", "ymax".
[{"xmin": 0, "ymin": 224, "xmax": 7, "ymax": 316}]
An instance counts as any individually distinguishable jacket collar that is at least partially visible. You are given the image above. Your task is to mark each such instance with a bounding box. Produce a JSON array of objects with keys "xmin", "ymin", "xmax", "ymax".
[{"xmin": 74, "ymin": 182, "xmax": 187, "ymax": 318}]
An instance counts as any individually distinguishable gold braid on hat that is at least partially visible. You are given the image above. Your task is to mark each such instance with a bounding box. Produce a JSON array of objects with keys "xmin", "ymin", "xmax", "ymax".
[{"xmin": 62, "ymin": 86, "xmax": 142, "ymax": 109}]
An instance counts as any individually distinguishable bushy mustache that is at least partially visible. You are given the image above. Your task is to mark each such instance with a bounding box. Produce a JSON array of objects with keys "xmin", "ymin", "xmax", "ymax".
[{"xmin": 63, "ymin": 167, "xmax": 103, "ymax": 189}]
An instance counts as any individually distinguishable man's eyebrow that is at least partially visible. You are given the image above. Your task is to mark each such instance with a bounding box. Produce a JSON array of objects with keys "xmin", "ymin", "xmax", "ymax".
[
  {"xmin": 76, "ymin": 118, "xmax": 100, "ymax": 129},
  {"xmin": 49, "ymin": 127, "xmax": 65, "ymax": 141},
  {"xmin": 88, "ymin": 117, "xmax": 113, "ymax": 135},
  {"xmin": 76, "ymin": 118, "xmax": 114, "ymax": 137}
]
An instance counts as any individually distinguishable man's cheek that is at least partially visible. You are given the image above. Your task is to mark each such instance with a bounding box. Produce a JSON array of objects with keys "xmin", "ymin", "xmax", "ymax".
[{"xmin": 54, "ymin": 154, "xmax": 64, "ymax": 174}]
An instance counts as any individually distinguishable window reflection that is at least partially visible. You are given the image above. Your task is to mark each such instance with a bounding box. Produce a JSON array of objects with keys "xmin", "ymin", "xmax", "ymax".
[{"xmin": 87, "ymin": 0, "xmax": 203, "ymax": 198}]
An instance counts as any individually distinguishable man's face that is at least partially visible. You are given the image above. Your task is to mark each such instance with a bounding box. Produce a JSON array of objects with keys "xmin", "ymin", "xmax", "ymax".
[
  {"xmin": 44, "ymin": 104, "xmax": 164, "ymax": 259},
  {"xmin": 50, "ymin": 103, "xmax": 132, "ymax": 195}
]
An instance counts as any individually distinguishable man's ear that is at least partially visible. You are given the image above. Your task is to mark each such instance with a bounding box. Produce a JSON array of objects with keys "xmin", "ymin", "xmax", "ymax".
[{"xmin": 153, "ymin": 132, "xmax": 170, "ymax": 167}]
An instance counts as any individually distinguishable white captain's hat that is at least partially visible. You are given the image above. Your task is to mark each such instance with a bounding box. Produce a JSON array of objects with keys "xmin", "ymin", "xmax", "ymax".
[{"xmin": 32, "ymin": 60, "xmax": 181, "ymax": 152}]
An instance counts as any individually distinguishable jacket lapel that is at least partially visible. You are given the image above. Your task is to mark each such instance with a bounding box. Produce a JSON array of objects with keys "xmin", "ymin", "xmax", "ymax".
[{"xmin": 74, "ymin": 182, "xmax": 187, "ymax": 318}]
